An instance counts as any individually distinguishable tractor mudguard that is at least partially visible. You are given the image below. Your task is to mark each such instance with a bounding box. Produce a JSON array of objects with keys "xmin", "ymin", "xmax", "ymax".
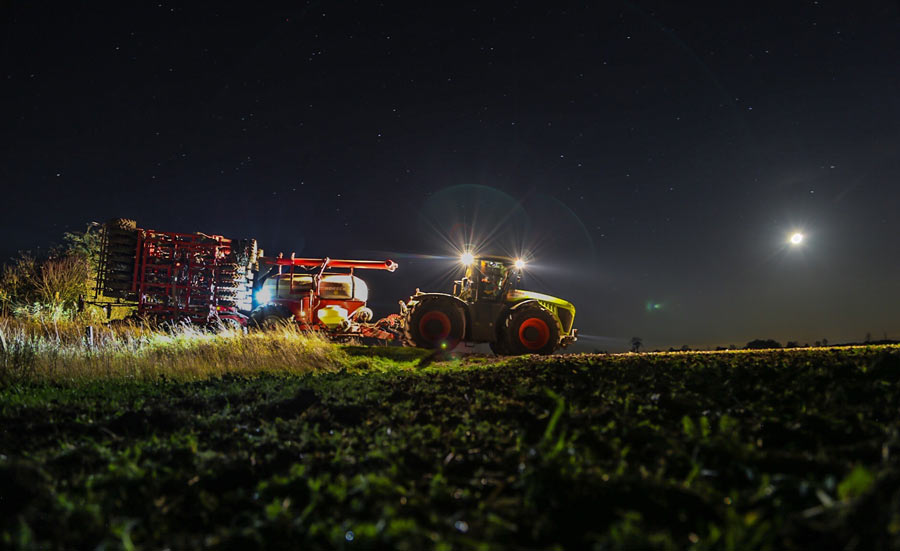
[
  {"xmin": 407, "ymin": 292, "xmax": 468, "ymax": 309},
  {"xmin": 406, "ymin": 293, "xmax": 469, "ymax": 329},
  {"xmin": 508, "ymin": 299, "xmax": 547, "ymax": 313}
]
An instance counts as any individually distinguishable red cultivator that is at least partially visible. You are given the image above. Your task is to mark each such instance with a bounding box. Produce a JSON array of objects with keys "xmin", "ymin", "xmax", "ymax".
[{"xmin": 96, "ymin": 219, "xmax": 254, "ymax": 326}]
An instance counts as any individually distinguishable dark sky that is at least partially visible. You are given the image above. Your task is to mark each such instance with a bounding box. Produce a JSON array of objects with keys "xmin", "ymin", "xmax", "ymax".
[{"xmin": 3, "ymin": 1, "xmax": 899, "ymax": 351}]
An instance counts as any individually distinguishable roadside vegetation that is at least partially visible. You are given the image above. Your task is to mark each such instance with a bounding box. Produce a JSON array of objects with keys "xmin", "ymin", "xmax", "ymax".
[
  {"xmin": 0, "ymin": 226, "xmax": 102, "ymax": 320},
  {"xmin": 3, "ymin": 333, "xmax": 899, "ymax": 549},
  {"xmin": 0, "ymin": 319, "xmax": 430, "ymax": 383}
]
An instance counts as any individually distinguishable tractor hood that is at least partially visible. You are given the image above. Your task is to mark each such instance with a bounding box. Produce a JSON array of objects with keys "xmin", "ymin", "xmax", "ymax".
[
  {"xmin": 508, "ymin": 289, "xmax": 575, "ymax": 313},
  {"xmin": 507, "ymin": 289, "xmax": 577, "ymax": 338}
]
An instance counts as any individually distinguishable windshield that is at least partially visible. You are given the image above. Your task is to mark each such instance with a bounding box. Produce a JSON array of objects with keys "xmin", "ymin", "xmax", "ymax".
[{"xmin": 463, "ymin": 259, "xmax": 510, "ymax": 299}]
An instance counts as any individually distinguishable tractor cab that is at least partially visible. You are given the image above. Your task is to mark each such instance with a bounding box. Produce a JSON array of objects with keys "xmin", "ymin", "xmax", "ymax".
[{"xmin": 454, "ymin": 256, "xmax": 521, "ymax": 302}]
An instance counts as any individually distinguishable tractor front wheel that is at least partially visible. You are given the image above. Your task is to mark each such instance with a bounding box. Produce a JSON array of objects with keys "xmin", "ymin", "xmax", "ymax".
[
  {"xmin": 505, "ymin": 305, "xmax": 559, "ymax": 355},
  {"xmin": 405, "ymin": 299, "xmax": 466, "ymax": 350}
]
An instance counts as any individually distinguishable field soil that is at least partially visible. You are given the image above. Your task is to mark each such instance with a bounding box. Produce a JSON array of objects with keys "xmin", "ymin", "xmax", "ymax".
[{"xmin": 3, "ymin": 346, "xmax": 900, "ymax": 549}]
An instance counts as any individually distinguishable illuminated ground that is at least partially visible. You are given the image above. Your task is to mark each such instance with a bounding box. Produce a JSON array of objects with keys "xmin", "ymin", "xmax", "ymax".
[{"xmin": 2, "ymin": 346, "xmax": 900, "ymax": 549}]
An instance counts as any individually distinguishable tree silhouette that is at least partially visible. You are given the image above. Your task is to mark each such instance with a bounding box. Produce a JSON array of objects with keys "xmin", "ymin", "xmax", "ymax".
[
  {"xmin": 630, "ymin": 336, "xmax": 643, "ymax": 353},
  {"xmin": 746, "ymin": 339, "xmax": 782, "ymax": 349}
]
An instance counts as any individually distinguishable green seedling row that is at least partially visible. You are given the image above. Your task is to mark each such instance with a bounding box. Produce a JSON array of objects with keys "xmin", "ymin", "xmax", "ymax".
[{"xmin": 2, "ymin": 345, "xmax": 900, "ymax": 549}]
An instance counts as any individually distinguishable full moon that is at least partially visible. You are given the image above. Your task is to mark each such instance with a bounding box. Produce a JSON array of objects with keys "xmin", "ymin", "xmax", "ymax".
[{"xmin": 789, "ymin": 232, "xmax": 804, "ymax": 245}]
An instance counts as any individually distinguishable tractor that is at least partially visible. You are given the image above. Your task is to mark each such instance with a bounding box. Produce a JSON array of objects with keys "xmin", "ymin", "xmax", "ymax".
[{"xmin": 403, "ymin": 254, "xmax": 577, "ymax": 355}]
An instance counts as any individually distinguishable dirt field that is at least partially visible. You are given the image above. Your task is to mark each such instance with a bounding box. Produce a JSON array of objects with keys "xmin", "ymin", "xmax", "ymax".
[{"xmin": 3, "ymin": 345, "xmax": 900, "ymax": 549}]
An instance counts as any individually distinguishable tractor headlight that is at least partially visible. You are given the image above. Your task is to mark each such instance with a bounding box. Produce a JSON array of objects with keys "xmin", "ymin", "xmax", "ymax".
[
  {"xmin": 460, "ymin": 252, "xmax": 475, "ymax": 266},
  {"xmin": 514, "ymin": 258, "xmax": 526, "ymax": 270}
]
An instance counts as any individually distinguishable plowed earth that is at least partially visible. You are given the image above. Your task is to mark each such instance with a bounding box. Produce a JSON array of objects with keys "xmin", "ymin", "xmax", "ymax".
[{"xmin": 2, "ymin": 346, "xmax": 900, "ymax": 549}]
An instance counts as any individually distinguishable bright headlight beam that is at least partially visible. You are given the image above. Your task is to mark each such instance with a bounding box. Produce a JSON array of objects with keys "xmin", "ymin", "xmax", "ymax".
[
  {"xmin": 789, "ymin": 232, "xmax": 804, "ymax": 245},
  {"xmin": 514, "ymin": 258, "xmax": 526, "ymax": 270},
  {"xmin": 255, "ymin": 288, "xmax": 272, "ymax": 305},
  {"xmin": 460, "ymin": 252, "xmax": 475, "ymax": 266}
]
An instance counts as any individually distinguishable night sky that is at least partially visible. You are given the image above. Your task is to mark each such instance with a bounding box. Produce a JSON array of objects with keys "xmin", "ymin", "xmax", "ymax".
[{"xmin": 3, "ymin": 1, "xmax": 899, "ymax": 351}]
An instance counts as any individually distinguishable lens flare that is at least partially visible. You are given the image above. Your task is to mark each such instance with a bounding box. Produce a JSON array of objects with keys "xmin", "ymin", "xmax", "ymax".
[
  {"xmin": 789, "ymin": 232, "xmax": 804, "ymax": 245},
  {"xmin": 460, "ymin": 252, "xmax": 475, "ymax": 266},
  {"xmin": 514, "ymin": 258, "xmax": 526, "ymax": 270}
]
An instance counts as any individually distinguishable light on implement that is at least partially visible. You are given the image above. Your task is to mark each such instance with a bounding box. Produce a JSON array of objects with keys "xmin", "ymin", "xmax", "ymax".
[
  {"xmin": 460, "ymin": 252, "xmax": 475, "ymax": 266},
  {"xmin": 255, "ymin": 288, "xmax": 272, "ymax": 305},
  {"xmin": 514, "ymin": 258, "xmax": 526, "ymax": 270}
]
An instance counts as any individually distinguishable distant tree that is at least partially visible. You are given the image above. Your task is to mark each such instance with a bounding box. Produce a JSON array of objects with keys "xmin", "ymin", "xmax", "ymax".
[
  {"xmin": 630, "ymin": 336, "xmax": 643, "ymax": 353},
  {"xmin": 865, "ymin": 332, "xmax": 872, "ymax": 343},
  {"xmin": 821, "ymin": 338, "xmax": 828, "ymax": 347},
  {"xmin": 681, "ymin": 344, "xmax": 690, "ymax": 351},
  {"xmin": 0, "ymin": 222, "xmax": 99, "ymax": 319},
  {"xmin": 814, "ymin": 341, "xmax": 822, "ymax": 347},
  {"xmin": 60, "ymin": 224, "xmax": 103, "ymax": 274},
  {"xmin": 786, "ymin": 341, "xmax": 799, "ymax": 348},
  {"xmin": 745, "ymin": 339, "xmax": 782, "ymax": 349}
]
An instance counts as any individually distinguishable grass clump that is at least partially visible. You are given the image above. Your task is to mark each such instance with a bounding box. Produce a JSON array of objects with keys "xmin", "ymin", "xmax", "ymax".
[{"xmin": 0, "ymin": 318, "xmax": 366, "ymax": 383}]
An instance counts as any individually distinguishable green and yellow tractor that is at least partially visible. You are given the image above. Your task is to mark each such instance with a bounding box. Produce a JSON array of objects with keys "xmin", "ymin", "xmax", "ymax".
[{"xmin": 403, "ymin": 254, "xmax": 577, "ymax": 355}]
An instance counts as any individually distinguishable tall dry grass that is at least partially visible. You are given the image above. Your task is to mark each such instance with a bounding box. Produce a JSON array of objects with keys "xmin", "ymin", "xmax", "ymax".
[{"xmin": 0, "ymin": 317, "xmax": 349, "ymax": 383}]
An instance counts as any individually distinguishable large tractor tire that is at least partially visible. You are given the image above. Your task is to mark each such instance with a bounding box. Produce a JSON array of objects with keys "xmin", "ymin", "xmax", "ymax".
[
  {"xmin": 107, "ymin": 218, "xmax": 137, "ymax": 231},
  {"xmin": 250, "ymin": 303, "xmax": 294, "ymax": 329},
  {"xmin": 504, "ymin": 304, "xmax": 560, "ymax": 355},
  {"xmin": 405, "ymin": 299, "xmax": 466, "ymax": 350},
  {"xmin": 103, "ymin": 219, "xmax": 139, "ymax": 291},
  {"xmin": 102, "ymin": 225, "xmax": 137, "ymax": 297},
  {"xmin": 108, "ymin": 252, "xmax": 137, "ymax": 263}
]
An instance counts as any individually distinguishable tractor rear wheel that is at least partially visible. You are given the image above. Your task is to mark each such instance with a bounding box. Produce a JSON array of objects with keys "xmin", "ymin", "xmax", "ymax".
[
  {"xmin": 505, "ymin": 304, "xmax": 559, "ymax": 355},
  {"xmin": 405, "ymin": 299, "xmax": 466, "ymax": 350},
  {"xmin": 107, "ymin": 218, "xmax": 137, "ymax": 231}
]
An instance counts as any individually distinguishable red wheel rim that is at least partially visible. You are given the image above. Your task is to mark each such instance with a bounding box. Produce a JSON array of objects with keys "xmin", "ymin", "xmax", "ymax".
[
  {"xmin": 518, "ymin": 317, "xmax": 550, "ymax": 350},
  {"xmin": 419, "ymin": 310, "xmax": 451, "ymax": 343}
]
